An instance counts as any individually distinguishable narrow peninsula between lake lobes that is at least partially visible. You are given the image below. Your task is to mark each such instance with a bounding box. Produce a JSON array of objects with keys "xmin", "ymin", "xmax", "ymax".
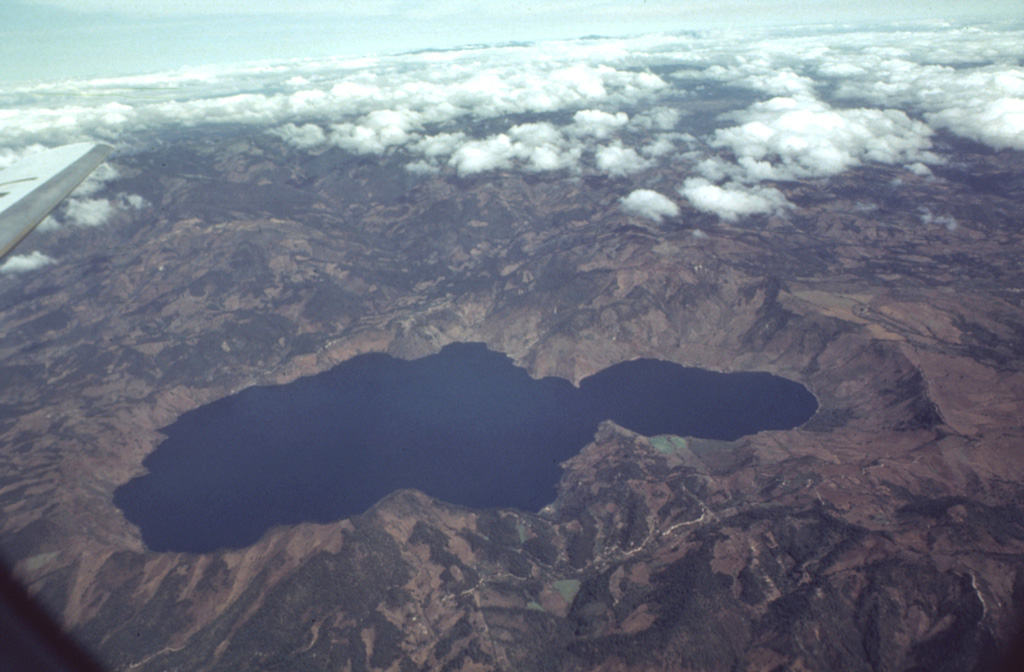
[{"xmin": 113, "ymin": 343, "xmax": 818, "ymax": 553}]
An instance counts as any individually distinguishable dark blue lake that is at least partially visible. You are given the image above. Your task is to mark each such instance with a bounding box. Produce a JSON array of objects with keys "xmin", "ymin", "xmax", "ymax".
[{"xmin": 113, "ymin": 342, "xmax": 817, "ymax": 553}]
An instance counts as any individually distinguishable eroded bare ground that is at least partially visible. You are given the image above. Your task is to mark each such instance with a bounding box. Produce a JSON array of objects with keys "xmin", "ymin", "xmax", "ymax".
[{"xmin": 1, "ymin": 132, "xmax": 1023, "ymax": 671}]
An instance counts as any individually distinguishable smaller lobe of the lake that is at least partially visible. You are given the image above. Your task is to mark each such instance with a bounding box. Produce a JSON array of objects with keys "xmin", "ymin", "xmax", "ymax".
[{"xmin": 114, "ymin": 343, "xmax": 817, "ymax": 553}]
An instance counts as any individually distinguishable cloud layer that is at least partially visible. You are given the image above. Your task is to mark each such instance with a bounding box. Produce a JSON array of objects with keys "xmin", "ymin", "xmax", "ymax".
[{"xmin": 1, "ymin": 19, "xmax": 1021, "ymax": 244}]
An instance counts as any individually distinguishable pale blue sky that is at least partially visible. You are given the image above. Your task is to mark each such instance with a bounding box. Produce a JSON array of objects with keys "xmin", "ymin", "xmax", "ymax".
[{"xmin": 2, "ymin": 0, "xmax": 1020, "ymax": 83}]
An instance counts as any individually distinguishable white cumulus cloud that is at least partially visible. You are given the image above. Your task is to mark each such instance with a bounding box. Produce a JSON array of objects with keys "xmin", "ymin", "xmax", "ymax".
[
  {"xmin": 50, "ymin": 191, "xmax": 147, "ymax": 229},
  {"xmin": 327, "ymin": 108, "xmax": 424, "ymax": 155},
  {"xmin": 269, "ymin": 123, "xmax": 327, "ymax": 149},
  {"xmin": 630, "ymin": 106, "xmax": 683, "ymax": 131},
  {"xmin": 919, "ymin": 208, "xmax": 958, "ymax": 230},
  {"xmin": 412, "ymin": 132, "xmax": 468, "ymax": 158},
  {"xmin": 679, "ymin": 178, "xmax": 790, "ymax": 221},
  {"xmin": 62, "ymin": 198, "xmax": 116, "ymax": 227},
  {"xmin": 570, "ymin": 109, "xmax": 630, "ymax": 138},
  {"xmin": 710, "ymin": 96, "xmax": 937, "ymax": 181},
  {"xmin": 118, "ymin": 193, "xmax": 150, "ymax": 210},
  {"xmin": 595, "ymin": 144, "xmax": 653, "ymax": 177},
  {"xmin": 620, "ymin": 189, "xmax": 680, "ymax": 222},
  {"xmin": 443, "ymin": 122, "xmax": 585, "ymax": 175},
  {"xmin": 0, "ymin": 251, "xmax": 55, "ymax": 274},
  {"xmin": 818, "ymin": 42, "xmax": 1024, "ymax": 150},
  {"xmin": 927, "ymin": 96, "xmax": 1024, "ymax": 151},
  {"xmin": 448, "ymin": 135, "xmax": 517, "ymax": 176}
]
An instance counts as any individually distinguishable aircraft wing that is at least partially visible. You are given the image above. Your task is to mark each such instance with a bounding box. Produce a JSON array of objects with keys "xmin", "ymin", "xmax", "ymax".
[{"xmin": 0, "ymin": 143, "xmax": 114, "ymax": 261}]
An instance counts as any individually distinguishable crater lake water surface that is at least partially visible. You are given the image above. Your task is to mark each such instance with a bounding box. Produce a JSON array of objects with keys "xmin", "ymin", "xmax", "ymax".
[{"xmin": 114, "ymin": 343, "xmax": 818, "ymax": 553}]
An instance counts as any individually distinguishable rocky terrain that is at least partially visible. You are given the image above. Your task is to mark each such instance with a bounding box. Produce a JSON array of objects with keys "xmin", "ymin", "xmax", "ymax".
[{"xmin": 1, "ymin": 127, "xmax": 1024, "ymax": 671}]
